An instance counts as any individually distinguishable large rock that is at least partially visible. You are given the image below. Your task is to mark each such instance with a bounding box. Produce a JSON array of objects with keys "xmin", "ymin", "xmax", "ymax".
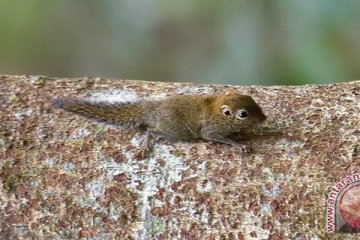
[{"xmin": 0, "ymin": 75, "xmax": 359, "ymax": 239}]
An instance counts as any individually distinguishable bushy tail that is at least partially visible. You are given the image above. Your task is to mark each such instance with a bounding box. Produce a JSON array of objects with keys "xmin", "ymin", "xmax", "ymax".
[{"xmin": 52, "ymin": 98, "xmax": 146, "ymax": 128}]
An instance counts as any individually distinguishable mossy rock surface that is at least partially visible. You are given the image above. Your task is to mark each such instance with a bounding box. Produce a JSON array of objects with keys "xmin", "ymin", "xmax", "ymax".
[{"xmin": 0, "ymin": 75, "xmax": 359, "ymax": 239}]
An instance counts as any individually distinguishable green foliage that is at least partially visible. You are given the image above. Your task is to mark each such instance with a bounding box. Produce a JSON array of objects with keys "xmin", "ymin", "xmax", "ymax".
[{"xmin": 0, "ymin": 1, "xmax": 359, "ymax": 85}]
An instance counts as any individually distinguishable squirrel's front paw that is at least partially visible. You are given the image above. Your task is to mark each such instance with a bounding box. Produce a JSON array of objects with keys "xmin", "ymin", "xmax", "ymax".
[{"xmin": 239, "ymin": 144, "xmax": 252, "ymax": 153}]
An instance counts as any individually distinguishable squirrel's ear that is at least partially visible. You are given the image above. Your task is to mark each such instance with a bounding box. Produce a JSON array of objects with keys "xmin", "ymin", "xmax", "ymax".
[{"xmin": 221, "ymin": 105, "xmax": 233, "ymax": 119}]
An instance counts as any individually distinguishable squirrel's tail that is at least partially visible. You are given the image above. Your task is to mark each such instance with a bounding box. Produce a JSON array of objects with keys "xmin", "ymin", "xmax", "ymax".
[{"xmin": 52, "ymin": 98, "xmax": 146, "ymax": 128}]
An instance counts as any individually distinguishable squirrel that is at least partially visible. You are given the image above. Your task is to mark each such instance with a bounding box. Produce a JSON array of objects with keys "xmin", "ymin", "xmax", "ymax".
[{"xmin": 52, "ymin": 91, "xmax": 266, "ymax": 153}]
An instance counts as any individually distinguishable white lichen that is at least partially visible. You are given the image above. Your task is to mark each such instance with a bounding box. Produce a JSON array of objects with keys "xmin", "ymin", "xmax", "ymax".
[
  {"xmin": 85, "ymin": 177, "xmax": 106, "ymax": 198},
  {"xmin": 89, "ymin": 89, "xmax": 139, "ymax": 103},
  {"xmin": 61, "ymin": 162, "xmax": 76, "ymax": 172},
  {"xmin": 125, "ymin": 143, "xmax": 189, "ymax": 240},
  {"xmin": 69, "ymin": 127, "xmax": 91, "ymax": 140},
  {"xmin": 44, "ymin": 158, "xmax": 57, "ymax": 167},
  {"xmin": 14, "ymin": 109, "xmax": 33, "ymax": 120},
  {"xmin": 240, "ymin": 211, "xmax": 270, "ymax": 240},
  {"xmin": 175, "ymin": 86, "xmax": 213, "ymax": 95}
]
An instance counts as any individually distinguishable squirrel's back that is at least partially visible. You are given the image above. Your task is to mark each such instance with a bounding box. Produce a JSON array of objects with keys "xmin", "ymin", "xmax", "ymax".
[{"xmin": 52, "ymin": 93, "xmax": 266, "ymax": 142}]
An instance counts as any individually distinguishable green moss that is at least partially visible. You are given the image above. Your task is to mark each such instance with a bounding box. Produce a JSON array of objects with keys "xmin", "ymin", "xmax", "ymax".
[
  {"xmin": 1, "ymin": 160, "xmax": 24, "ymax": 192},
  {"xmin": 5, "ymin": 174, "xmax": 23, "ymax": 192},
  {"xmin": 3, "ymin": 160, "xmax": 13, "ymax": 169},
  {"xmin": 148, "ymin": 219, "xmax": 166, "ymax": 237}
]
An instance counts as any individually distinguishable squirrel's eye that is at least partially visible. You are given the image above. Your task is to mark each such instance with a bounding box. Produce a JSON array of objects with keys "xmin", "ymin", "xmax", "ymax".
[
  {"xmin": 221, "ymin": 105, "xmax": 232, "ymax": 118},
  {"xmin": 237, "ymin": 110, "xmax": 248, "ymax": 120}
]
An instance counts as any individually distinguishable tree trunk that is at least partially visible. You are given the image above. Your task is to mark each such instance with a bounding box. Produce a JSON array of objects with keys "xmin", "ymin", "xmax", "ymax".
[{"xmin": 0, "ymin": 75, "xmax": 359, "ymax": 239}]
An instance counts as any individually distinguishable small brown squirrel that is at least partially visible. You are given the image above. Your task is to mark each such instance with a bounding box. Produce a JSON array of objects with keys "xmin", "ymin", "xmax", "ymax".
[{"xmin": 52, "ymin": 91, "xmax": 266, "ymax": 152}]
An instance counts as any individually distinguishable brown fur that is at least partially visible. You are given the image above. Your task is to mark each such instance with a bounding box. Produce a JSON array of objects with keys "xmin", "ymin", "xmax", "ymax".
[{"xmin": 52, "ymin": 92, "xmax": 266, "ymax": 150}]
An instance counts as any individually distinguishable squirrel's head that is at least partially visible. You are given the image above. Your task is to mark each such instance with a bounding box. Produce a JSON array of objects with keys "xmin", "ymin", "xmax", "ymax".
[{"xmin": 219, "ymin": 92, "xmax": 266, "ymax": 127}]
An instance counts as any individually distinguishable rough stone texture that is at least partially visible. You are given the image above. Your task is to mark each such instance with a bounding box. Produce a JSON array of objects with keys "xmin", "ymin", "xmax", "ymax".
[{"xmin": 0, "ymin": 74, "xmax": 359, "ymax": 239}]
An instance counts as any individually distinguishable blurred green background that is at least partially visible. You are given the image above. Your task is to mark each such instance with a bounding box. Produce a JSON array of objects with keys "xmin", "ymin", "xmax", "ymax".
[{"xmin": 0, "ymin": 1, "xmax": 359, "ymax": 85}]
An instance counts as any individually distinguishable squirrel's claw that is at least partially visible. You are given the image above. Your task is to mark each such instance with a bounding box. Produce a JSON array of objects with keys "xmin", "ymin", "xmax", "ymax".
[{"xmin": 239, "ymin": 144, "xmax": 252, "ymax": 153}]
